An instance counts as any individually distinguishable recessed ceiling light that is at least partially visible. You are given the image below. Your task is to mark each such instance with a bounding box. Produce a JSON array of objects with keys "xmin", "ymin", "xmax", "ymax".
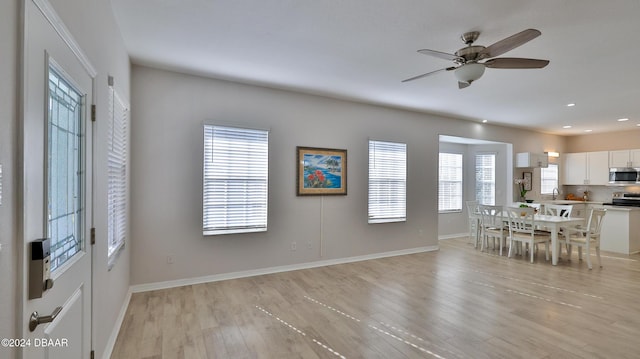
[
  {"xmin": 617, "ymin": 118, "xmax": 629, "ymax": 122},
  {"xmin": 584, "ymin": 129, "xmax": 593, "ymax": 132},
  {"xmin": 562, "ymin": 125, "xmax": 572, "ymax": 129},
  {"xmin": 482, "ymin": 120, "xmax": 488, "ymax": 123},
  {"xmin": 566, "ymin": 103, "xmax": 576, "ymax": 107}
]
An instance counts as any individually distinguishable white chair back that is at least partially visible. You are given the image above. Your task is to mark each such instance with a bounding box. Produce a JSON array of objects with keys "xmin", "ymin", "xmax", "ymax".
[
  {"xmin": 544, "ymin": 204, "xmax": 573, "ymax": 218},
  {"xmin": 479, "ymin": 204, "xmax": 506, "ymax": 254},
  {"xmin": 466, "ymin": 200, "xmax": 481, "ymax": 247},
  {"xmin": 466, "ymin": 200, "xmax": 479, "ymax": 215},
  {"xmin": 479, "ymin": 205, "xmax": 504, "ymax": 229},
  {"xmin": 506, "ymin": 206, "xmax": 536, "ymax": 236},
  {"xmin": 506, "ymin": 206, "xmax": 550, "ymax": 263},
  {"xmin": 586, "ymin": 208, "xmax": 607, "ymax": 240}
]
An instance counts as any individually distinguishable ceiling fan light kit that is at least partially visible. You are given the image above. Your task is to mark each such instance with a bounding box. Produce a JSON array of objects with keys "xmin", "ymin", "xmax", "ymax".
[
  {"xmin": 454, "ymin": 63, "xmax": 485, "ymax": 84},
  {"xmin": 403, "ymin": 28, "xmax": 549, "ymax": 88}
]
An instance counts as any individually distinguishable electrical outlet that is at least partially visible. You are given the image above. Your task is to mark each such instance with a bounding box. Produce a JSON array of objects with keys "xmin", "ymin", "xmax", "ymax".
[
  {"xmin": 167, "ymin": 255, "xmax": 174, "ymax": 264},
  {"xmin": 307, "ymin": 241, "xmax": 312, "ymax": 249},
  {"xmin": 290, "ymin": 242, "xmax": 296, "ymax": 251}
]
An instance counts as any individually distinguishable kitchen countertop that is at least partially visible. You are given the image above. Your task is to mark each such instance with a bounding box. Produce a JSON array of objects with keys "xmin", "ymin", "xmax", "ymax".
[
  {"xmin": 536, "ymin": 200, "xmax": 603, "ymax": 205},
  {"xmin": 522, "ymin": 200, "xmax": 640, "ymax": 211},
  {"xmin": 536, "ymin": 200, "xmax": 640, "ymax": 211},
  {"xmin": 601, "ymin": 204, "xmax": 640, "ymax": 211}
]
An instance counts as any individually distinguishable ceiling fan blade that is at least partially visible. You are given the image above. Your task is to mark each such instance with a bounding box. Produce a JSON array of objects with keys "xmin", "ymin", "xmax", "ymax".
[
  {"xmin": 458, "ymin": 81, "xmax": 471, "ymax": 89},
  {"xmin": 484, "ymin": 58, "xmax": 549, "ymax": 69},
  {"xmin": 417, "ymin": 49, "xmax": 463, "ymax": 62},
  {"xmin": 401, "ymin": 67, "xmax": 455, "ymax": 83},
  {"xmin": 481, "ymin": 29, "xmax": 541, "ymax": 58}
]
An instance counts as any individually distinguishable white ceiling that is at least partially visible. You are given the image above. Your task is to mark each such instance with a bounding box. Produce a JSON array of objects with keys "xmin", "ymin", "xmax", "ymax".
[{"xmin": 111, "ymin": 0, "xmax": 640, "ymax": 136}]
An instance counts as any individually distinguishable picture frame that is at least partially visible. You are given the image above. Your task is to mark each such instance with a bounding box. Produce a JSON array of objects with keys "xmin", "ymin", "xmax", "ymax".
[
  {"xmin": 523, "ymin": 172, "xmax": 532, "ymax": 191},
  {"xmin": 296, "ymin": 146, "xmax": 347, "ymax": 196}
]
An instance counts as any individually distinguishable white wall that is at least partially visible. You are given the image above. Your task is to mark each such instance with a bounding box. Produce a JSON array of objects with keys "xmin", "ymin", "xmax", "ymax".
[
  {"xmin": 0, "ymin": 1, "xmax": 19, "ymax": 357},
  {"xmin": 130, "ymin": 65, "xmax": 438, "ymax": 284},
  {"xmin": 566, "ymin": 129, "xmax": 640, "ymax": 152},
  {"xmin": 130, "ymin": 65, "xmax": 566, "ymax": 286}
]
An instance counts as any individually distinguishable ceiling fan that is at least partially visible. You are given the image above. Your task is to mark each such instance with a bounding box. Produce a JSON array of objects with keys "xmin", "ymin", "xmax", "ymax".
[{"xmin": 402, "ymin": 29, "xmax": 549, "ymax": 89}]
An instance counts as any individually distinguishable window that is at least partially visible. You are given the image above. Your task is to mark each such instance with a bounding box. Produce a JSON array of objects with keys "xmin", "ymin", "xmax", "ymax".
[
  {"xmin": 203, "ymin": 125, "xmax": 268, "ymax": 235},
  {"xmin": 47, "ymin": 66, "xmax": 84, "ymax": 271},
  {"xmin": 107, "ymin": 83, "xmax": 128, "ymax": 267},
  {"xmin": 541, "ymin": 163, "xmax": 559, "ymax": 194},
  {"xmin": 475, "ymin": 153, "xmax": 496, "ymax": 205},
  {"xmin": 368, "ymin": 140, "xmax": 407, "ymax": 223},
  {"xmin": 439, "ymin": 153, "xmax": 463, "ymax": 212}
]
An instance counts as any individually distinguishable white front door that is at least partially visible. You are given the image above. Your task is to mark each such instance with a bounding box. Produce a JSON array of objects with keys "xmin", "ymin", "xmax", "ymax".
[{"xmin": 21, "ymin": 1, "xmax": 95, "ymax": 358}]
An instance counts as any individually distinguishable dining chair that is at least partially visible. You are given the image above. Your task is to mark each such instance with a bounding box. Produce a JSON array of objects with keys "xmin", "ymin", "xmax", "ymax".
[
  {"xmin": 466, "ymin": 201, "xmax": 481, "ymax": 248},
  {"xmin": 516, "ymin": 202, "xmax": 542, "ymax": 253},
  {"xmin": 562, "ymin": 208, "xmax": 607, "ymax": 269},
  {"xmin": 544, "ymin": 204, "xmax": 573, "ymax": 256},
  {"xmin": 506, "ymin": 206, "xmax": 550, "ymax": 263},
  {"xmin": 479, "ymin": 205, "xmax": 506, "ymax": 255},
  {"xmin": 543, "ymin": 204, "xmax": 573, "ymax": 218}
]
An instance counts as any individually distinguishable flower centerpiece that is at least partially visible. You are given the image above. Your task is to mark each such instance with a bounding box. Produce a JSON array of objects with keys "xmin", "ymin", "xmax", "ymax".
[{"xmin": 514, "ymin": 178, "xmax": 529, "ymax": 201}]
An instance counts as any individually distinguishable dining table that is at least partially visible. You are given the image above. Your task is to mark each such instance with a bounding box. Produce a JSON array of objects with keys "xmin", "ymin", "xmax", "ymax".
[{"xmin": 533, "ymin": 214, "xmax": 585, "ymax": 265}]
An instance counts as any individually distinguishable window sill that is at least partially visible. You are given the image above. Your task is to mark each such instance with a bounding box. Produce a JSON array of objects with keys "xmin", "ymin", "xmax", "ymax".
[
  {"xmin": 439, "ymin": 210, "xmax": 462, "ymax": 214},
  {"xmin": 203, "ymin": 227, "xmax": 267, "ymax": 236},
  {"xmin": 368, "ymin": 218, "xmax": 406, "ymax": 224}
]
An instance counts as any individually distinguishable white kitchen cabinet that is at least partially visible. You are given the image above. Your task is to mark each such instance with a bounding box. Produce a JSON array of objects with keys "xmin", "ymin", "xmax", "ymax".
[
  {"xmin": 588, "ymin": 151, "xmax": 609, "ymax": 185},
  {"xmin": 600, "ymin": 207, "xmax": 640, "ymax": 254},
  {"xmin": 562, "ymin": 151, "xmax": 609, "ymax": 185},
  {"xmin": 562, "ymin": 153, "xmax": 586, "ymax": 185},
  {"xmin": 516, "ymin": 152, "xmax": 548, "ymax": 168},
  {"xmin": 609, "ymin": 149, "xmax": 640, "ymax": 168}
]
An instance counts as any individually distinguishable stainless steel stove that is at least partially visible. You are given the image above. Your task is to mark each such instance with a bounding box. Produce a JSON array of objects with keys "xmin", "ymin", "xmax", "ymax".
[{"xmin": 610, "ymin": 193, "xmax": 640, "ymax": 207}]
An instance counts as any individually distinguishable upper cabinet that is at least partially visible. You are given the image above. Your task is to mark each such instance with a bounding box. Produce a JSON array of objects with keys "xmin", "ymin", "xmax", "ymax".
[
  {"xmin": 609, "ymin": 149, "xmax": 640, "ymax": 168},
  {"xmin": 516, "ymin": 152, "xmax": 548, "ymax": 168},
  {"xmin": 562, "ymin": 153, "xmax": 586, "ymax": 185},
  {"xmin": 562, "ymin": 151, "xmax": 609, "ymax": 185}
]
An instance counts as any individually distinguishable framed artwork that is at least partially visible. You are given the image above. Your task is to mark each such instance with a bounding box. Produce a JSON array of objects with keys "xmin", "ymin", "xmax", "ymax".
[
  {"xmin": 296, "ymin": 146, "xmax": 347, "ymax": 196},
  {"xmin": 523, "ymin": 172, "xmax": 532, "ymax": 191}
]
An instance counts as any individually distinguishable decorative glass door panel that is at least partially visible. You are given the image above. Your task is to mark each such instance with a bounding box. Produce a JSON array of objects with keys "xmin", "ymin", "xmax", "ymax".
[{"xmin": 47, "ymin": 66, "xmax": 85, "ymax": 272}]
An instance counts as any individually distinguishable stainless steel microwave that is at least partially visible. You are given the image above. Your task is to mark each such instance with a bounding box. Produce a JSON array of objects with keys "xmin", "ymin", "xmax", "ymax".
[{"xmin": 608, "ymin": 167, "xmax": 639, "ymax": 185}]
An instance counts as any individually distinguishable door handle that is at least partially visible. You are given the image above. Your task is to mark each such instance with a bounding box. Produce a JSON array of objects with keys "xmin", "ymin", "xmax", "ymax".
[{"xmin": 29, "ymin": 306, "xmax": 62, "ymax": 332}]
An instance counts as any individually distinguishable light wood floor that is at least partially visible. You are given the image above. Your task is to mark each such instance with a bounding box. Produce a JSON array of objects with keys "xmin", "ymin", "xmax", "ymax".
[{"xmin": 111, "ymin": 237, "xmax": 640, "ymax": 358}]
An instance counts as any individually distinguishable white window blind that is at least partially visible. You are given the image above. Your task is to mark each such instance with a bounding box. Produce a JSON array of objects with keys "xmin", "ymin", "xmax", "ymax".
[
  {"xmin": 475, "ymin": 153, "xmax": 496, "ymax": 205},
  {"xmin": 107, "ymin": 85, "xmax": 128, "ymax": 266},
  {"xmin": 203, "ymin": 125, "xmax": 268, "ymax": 235},
  {"xmin": 541, "ymin": 163, "xmax": 559, "ymax": 194},
  {"xmin": 439, "ymin": 153, "xmax": 463, "ymax": 212},
  {"xmin": 368, "ymin": 140, "xmax": 407, "ymax": 223}
]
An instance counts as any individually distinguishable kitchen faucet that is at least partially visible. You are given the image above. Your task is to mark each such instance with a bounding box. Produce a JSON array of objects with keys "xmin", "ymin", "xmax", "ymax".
[{"xmin": 552, "ymin": 187, "xmax": 559, "ymax": 200}]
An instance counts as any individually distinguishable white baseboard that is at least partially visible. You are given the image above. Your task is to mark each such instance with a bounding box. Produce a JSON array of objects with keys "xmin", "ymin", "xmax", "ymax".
[
  {"xmin": 101, "ymin": 288, "xmax": 132, "ymax": 359},
  {"xmin": 438, "ymin": 233, "xmax": 468, "ymax": 240},
  {"xmin": 130, "ymin": 245, "xmax": 438, "ymax": 293}
]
